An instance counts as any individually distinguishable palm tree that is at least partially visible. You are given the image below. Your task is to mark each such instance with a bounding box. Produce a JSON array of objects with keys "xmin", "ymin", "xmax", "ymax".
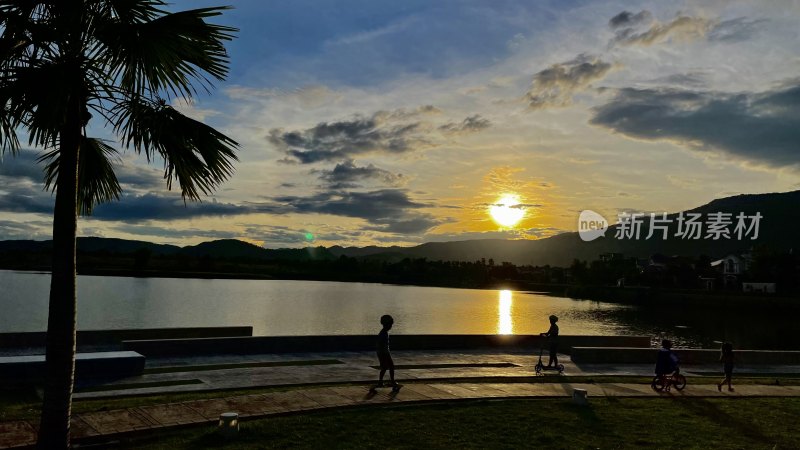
[{"xmin": 0, "ymin": 2, "xmax": 238, "ymax": 448}]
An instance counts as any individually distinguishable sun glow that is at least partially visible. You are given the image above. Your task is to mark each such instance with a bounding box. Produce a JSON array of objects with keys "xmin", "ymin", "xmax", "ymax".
[{"xmin": 490, "ymin": 194, "xmax": 524, "ymax": 227}]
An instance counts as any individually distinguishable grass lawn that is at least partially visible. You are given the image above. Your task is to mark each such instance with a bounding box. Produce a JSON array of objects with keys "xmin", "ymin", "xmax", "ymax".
[{"xmin": 120, "ymin": 397, "xmax": 800, "ymax": 449}]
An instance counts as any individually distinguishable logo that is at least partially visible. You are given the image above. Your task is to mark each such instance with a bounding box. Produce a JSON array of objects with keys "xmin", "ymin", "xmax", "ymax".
[{"xmin": 578, "ymin": 210, "xmax": 609, "ymax": 242}]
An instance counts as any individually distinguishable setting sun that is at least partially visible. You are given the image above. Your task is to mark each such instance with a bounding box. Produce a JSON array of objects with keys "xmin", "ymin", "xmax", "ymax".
[{"xmin": 490, "ymin": 194, "xmax": 524, "ymax": 227}]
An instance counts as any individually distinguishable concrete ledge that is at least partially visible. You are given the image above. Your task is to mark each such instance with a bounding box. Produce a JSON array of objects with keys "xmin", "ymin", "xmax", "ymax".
[
  {"xmin": 0, "ymin": 326, "xmax": 253, "ymax": 348},
  {"xmin": 0, "ymin": 351, "xmax": 145, "ymax": 382},
  {"xmin": 122, "ymin": 335, "xmax": 651, "ymax": 356},
  {"xmin": 571, "ymin": 347, "xmax": 800, "ymax": 365}
]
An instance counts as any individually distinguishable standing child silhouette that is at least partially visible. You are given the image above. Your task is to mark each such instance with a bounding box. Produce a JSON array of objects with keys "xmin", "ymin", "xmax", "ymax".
[
  {"xmin": 372, "ymin": 314, "xmax": 401, "ymax": 392},
  {"xmin": 718, "ymin": 342, "xmax": 735, "ymax": 392}
]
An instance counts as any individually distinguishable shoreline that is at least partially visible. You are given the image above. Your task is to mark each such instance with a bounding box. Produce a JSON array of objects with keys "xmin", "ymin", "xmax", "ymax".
[{"xmin": 4, "ymin": 267, "xmax": 798, "ymax": 309}]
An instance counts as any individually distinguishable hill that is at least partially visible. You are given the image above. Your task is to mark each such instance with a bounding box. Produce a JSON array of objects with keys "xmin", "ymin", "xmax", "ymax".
[
  {"xmin": 1, "ymin": 190, "xmax": 797, "ymax": 267},
  {"xmin": 332, "ymin": 190, "xmax": 800, "ymax": 266}
]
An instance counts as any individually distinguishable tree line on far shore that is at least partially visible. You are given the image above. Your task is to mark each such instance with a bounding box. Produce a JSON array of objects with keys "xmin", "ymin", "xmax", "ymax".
[{"xmin": 2, "ymin": 244, "xmax": 798, "ymax": 294}]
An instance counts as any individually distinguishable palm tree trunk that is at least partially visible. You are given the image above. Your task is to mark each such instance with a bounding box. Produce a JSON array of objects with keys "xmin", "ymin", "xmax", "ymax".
[{"xmin": 37, "ymin": 96, "xmax": 82, "ymax": 450}]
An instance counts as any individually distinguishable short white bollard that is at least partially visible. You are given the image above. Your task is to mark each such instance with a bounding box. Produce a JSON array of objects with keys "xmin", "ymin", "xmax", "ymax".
[
  {"xmin": 572, "ymin": 388, "xmax": 588, "ymax": 405},
  {"xmin": 218, "ymin": 412, "xmax": 239, "ymax": 437}
]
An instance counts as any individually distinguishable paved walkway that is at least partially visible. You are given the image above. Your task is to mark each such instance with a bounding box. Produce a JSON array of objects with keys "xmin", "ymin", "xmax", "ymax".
[{"xmin": 66, "ymin": 349, "xmax": 800, "ymax": 398}]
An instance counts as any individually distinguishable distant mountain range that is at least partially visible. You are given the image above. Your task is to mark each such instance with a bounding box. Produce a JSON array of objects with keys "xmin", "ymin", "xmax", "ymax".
[{"xmin": 2, "ymin": 190, "xmax": 798, "ymax": 267}]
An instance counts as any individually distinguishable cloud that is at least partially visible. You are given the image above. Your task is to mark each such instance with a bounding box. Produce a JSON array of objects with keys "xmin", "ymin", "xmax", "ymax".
[
  {"xmin": 90, "ymin": 193, "xmax": 277, "ymax": 222},
  {"xmin": 240, "ymin": 223, "xmax": 370, "ymax": 248},
  {"xmin": 0, "ymin": 219, "xmax": 52, "ymax": 240},
  {"xmin": 0, "ymin": 189, "xmax": 54, "ymax": 215},
  {"xmin": 313, "ymin": 160, "xmax": 405, "ymax": 189},
  {"xmin": 425, "ymin": 226, "xmax": 564, "ymax": 242},
  {"xmin": 590, "ymin": 81, "xmax": 800, "ymax": 169},
  {"xmin": 115, "ymin": 164, "xmax": 165, "ymax": 190},
  {"xmin": 708, "ymin": 17, "xmax": 768, "ymax": 42},
  {"xmin": 608, "ymin": 10, "xmax": 653, "ymax": 29},
  {"xmin": 270, "ymin": 188, "xmax": 442, "ymax": 234},
  {"xmin": 439, "ymin": 115, "xmax": 492, "ymax": 134},
  {"xmin": 324, "ymin": 16, "xmax": 420, "ymax": 47},
  {"xmin": 647, "ymin": 71, "xmax": 709, "ymax": 87},
  {"xmin": 611, "ymin": 14, "xmax": 713, "ymax": 47},
  {"xmin": 0, "ymin": 149, "xmax": 46, "ymax": 182},
  {"xmin": 111, "ymin": 224, "xmax": 240, "ymax": 240},
  {"xmin": 364, "ymin": 215, "xmax": 445, "ymax": 234},
  {"xmin": 268, "ymin": 109, "xmax": 435, "ymax": 164},
  {"xmin": 526, "ymin": 54, "xmax": 614, "ymax": 109}
]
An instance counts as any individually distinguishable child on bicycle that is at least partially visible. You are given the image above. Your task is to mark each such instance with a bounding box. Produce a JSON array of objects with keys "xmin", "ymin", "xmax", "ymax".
[{"xmin": 655, "ymin": 339, "xmax": 679, "ymax": 384}]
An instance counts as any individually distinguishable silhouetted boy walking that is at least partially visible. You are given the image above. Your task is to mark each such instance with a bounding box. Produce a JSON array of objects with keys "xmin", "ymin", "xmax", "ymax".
[{"xmin": 371, "ymin": 314, "xmax": 401, "ymax": 393}]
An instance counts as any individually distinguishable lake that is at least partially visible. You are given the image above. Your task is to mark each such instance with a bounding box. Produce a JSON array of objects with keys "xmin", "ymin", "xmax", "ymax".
[{"xmin": 0, "ymin": 270, "xmax": 794, "ymax": 349}]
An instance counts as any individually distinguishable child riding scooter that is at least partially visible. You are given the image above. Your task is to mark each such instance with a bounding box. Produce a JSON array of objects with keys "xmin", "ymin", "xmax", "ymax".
[{"xmin": 535, "ymin": 315, "xmax": 564, "ymax": 374}]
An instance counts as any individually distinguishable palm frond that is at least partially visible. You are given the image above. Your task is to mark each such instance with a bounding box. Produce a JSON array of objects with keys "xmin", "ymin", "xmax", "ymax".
[
  {"xmin": 113, "ymin": 96, "xmax": 238, "ymax": 200},
  {"xmin": 39, "ymin": 137, "xmax": 122, "ymax": 216},
  {"xmin": 96, "ymin": 6, "xmax": 237, "ymax": 98}
]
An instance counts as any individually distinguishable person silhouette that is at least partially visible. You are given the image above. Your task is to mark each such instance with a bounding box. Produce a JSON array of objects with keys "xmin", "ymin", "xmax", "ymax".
[
  {"xmin": 539, "ymin": 315, "xmax": 559, "ymax": 367},
  {"xmin": 655, "ymin": 339, "xmax": 679, "ymax": 385},
  {"xmin": 718, "ymin": 342, "xmax": 735, "ymax": 392},
  {"xmin": 373, "ymin": 314, "xmax": 400, "ymax": 392}
]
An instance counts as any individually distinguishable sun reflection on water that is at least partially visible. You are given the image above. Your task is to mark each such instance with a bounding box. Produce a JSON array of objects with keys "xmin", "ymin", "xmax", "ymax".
[{"xmin": 498, "ymin": 289, "xmax": 513, "ymax": 334}]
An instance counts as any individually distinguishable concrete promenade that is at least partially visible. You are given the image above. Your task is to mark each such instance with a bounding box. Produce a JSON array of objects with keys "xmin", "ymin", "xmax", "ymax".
[{"xmin": 2, "ymin": 349, "xmax": 800, "ymax": 449}]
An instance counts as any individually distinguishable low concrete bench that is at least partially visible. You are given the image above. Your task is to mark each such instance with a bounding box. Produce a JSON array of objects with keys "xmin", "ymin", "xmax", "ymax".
[
  {"xmin": 0, "ymin": 351, "xmax": 145, "ymax": 382},
  {"xmin": 123, "ymin": 335, "xmax": 652, "ymax": 357},
  {"xmin": 570, "ymin": 347, "xmax": 800, "ymax": 365},
  {"xmin": 0, "ymin": 326, "xmax": 253, "ymax": 349}
]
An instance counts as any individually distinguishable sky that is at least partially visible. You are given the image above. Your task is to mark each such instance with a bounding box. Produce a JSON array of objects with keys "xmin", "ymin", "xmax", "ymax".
[{"xmin": 1, "ymin": 0, "xmax": 799, "ymax": 248}]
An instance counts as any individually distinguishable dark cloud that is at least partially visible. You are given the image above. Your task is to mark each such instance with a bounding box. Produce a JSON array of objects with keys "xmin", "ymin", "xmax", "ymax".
[
  {"xmin": 0, "ymin": 150, "xmax": 46, "ymax": 182},
  {"xmin": 115, "ymin": 164, "xmax": 164, "ymax": 190},
  {"xmin": 610, "ymin": 14, "xmax": 712, "ymax": 47},
  {"xmin": 271, "ymin": 188, "xmax": 441, "ymax": 234},
  {"xmin": 708, "ymin": 17, "xmax": 768, "ymax": 42},
  {"xmin": 0, "ymin": 189, "xmax": 54, "ymax": 215},
  {"xmin": 590, "ymin": 82, "xmax": 800, "ymax": 169},
  {"xmin": 526, "ymin": 54, "xmax": 613, "ymax": 109},
  {"xmin": 609, "ymin": 10, "xmax": 653, "ymax": 29},
  {"xmin": 268, "ymin": 110, "xmax": 432, "ymax": 164},
  {"xmin": 439, "ymin": 115, "xmax": 492, "ymax": 134},
  {"xmin": 89, "ymin": 193, "xmax": 279, "ymax": 222},
  {"xmin": 364, "ymin": 215, "xmax": 442, "ymax": 234},
  {"xmin": 111, "ymin": 224, "xmax": 240, "ymax": 240},
  {"xmin": 273, "ymin": 189, "xmax": 425, "ymax": 217},
  {"xmin": 313, "ymin": 160, "xmax": 405, "ymax": 189}
]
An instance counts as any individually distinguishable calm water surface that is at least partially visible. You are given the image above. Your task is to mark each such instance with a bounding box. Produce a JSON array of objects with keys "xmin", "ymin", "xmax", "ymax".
[{"xmin": 0, "ymin": 270, "xmax": 793, "ymax": 348}]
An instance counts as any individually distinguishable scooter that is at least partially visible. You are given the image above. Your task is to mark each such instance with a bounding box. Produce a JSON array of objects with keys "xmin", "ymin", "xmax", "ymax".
[{"xmin": 534, "ymin": 342, "xmax": 565, "ymax": 374}]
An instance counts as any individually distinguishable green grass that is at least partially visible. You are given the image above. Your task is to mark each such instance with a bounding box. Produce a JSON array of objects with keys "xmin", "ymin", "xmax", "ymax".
[
  {"xmin": 119, "ymin": 397, "xmax": 800, "ymax": 449},
  {"xmin": 144, "ymin": 359, "xmax": 343, "ymax": 375},
  {"xmin": 75, "ymin": 379, "xmax": 204, "ymax": 393}
]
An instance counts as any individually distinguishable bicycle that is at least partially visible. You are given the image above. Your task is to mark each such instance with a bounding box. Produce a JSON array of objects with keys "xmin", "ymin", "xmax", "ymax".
[{"xmin": 651, "ymin": 370, "xmax": 687, "ymax": 392}]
